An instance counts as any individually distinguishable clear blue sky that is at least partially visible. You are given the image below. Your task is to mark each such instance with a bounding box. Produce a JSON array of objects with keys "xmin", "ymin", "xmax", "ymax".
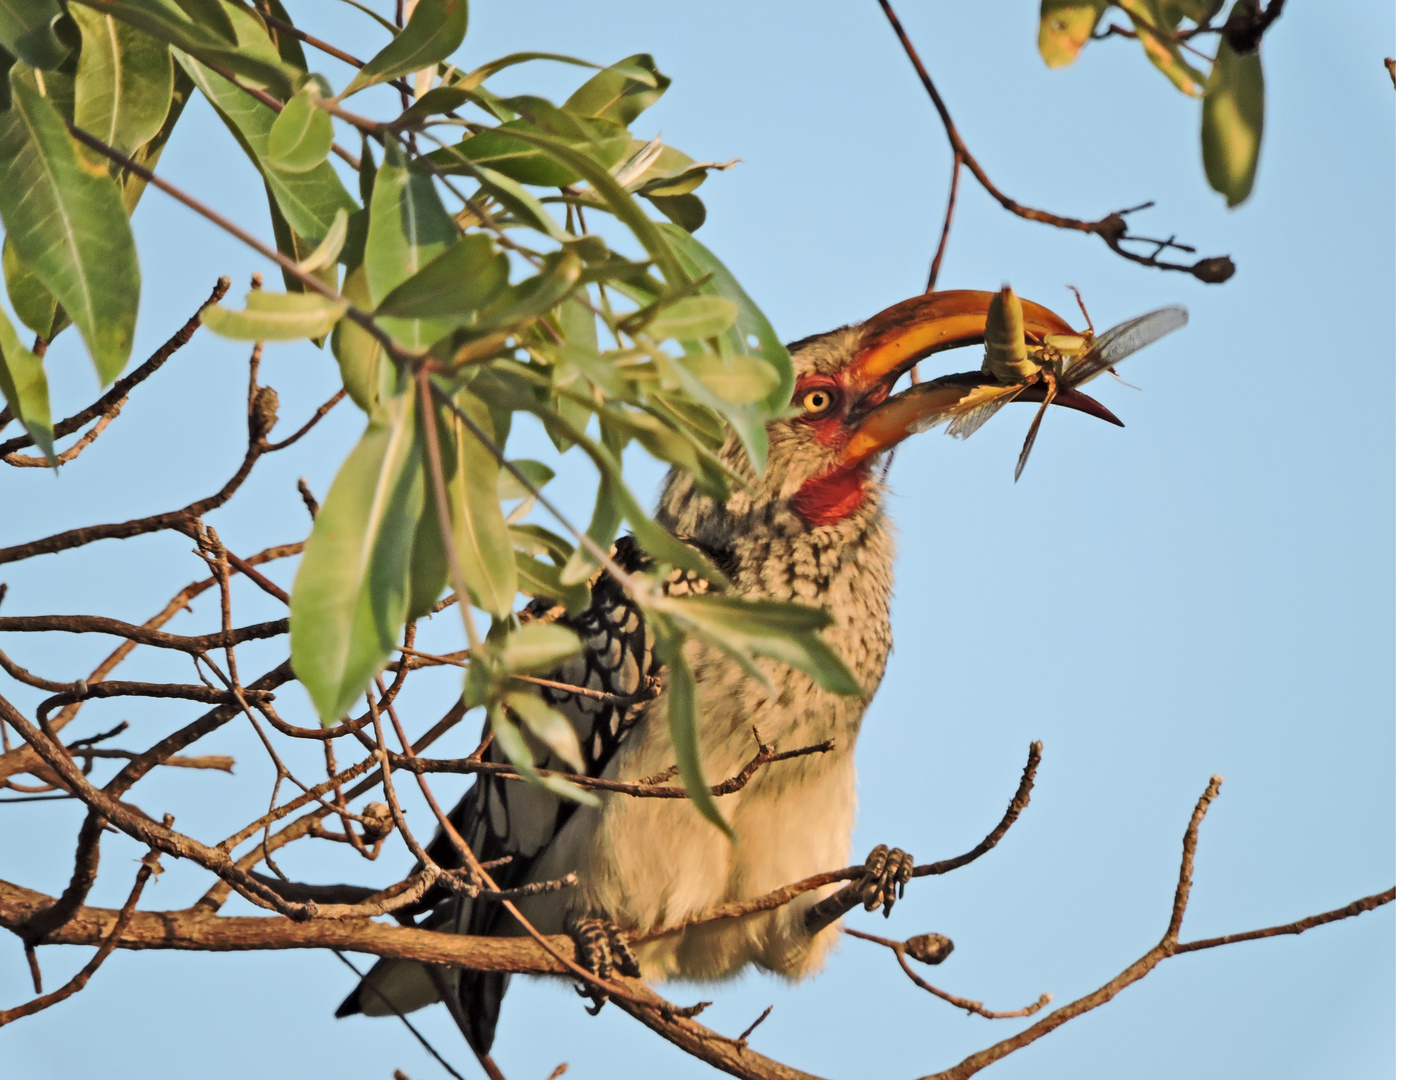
[{"xmin": 2, "ymin": 3, "xmax": 1394, "ymax": 1079}]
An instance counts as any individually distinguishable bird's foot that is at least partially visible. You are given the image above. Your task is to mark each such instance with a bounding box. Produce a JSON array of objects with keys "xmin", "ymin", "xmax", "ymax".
[
  {"xmin": 567, "ymin": 914, "xmax": 640, "ymax": 1015},
  {"xmin": 859, "ymin": 843, "xmax": 914, "ymax": 918}
]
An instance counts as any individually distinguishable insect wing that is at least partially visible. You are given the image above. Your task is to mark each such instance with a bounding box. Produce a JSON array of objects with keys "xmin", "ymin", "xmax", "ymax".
[
  {"xmin": 1062, "ymin": 306, "xmax": 1188, "ymax": 388},
  {"xmin": 944, "ymin": 383, "xmax": 1027, "ymax": 440}
]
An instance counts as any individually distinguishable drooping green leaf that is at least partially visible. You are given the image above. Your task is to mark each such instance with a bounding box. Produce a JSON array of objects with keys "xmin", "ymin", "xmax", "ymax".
[
  {"xmin": 406, "ymin": 401, "xmax": 450, "ymax": 620},
  {"xmin": 375, "ymin": 233, "xmax": 509, "ymax": 320},
  {"xmin": 562, "ymin": 54, "xmax": 668, "ymax": 126},
  {"xmin": 2, "ymin": 239, "xmax": 59, "ymax": 339},
  {"xmin": 290, "ymin": 389, "xmax": 424, "ymax": 724},
  {"xmin": 488, "ymin": 701, "xmax": 598, "ymax": 807},
  {"xmin": 331, "ymin": 264, "xmax": 393, "ymax": 415},
  {"xmin": 1201, "ymin": 12, "xmax": 1264, "ymax": 207},
  {"xmin": 179, "ymin": 52, "xmax": 357, "ymax": 242},
  {"xmin": 659, "ymin": 224, "xmax": 794, "ymax": 416},
  {"xmin": 497, "ymin": 621, "xmax": 582, "ymax": 674},
  {"xmin": 119, "ymin": 61, "xmax": 191, "ymax": 214},
  {"xmin": 0, "ymin": 303, "xmax": 55, "ymax": 465},
  {"xmin": 650, "ymin": 620, "xmax": 731, "ymax": 836},
  {"xmin": 267, "ymin": 85, "xmax": 333, "ymax": 172},
  {"xmin": 0, "ymin": 0, "xmax": 70, "ymax": 70},
  {"xmin": 340, "ymin": 0, "xmax": 468, "ymax": 98},
  {"xmin": 503, "ymin": 690, "xmax": 585, "ymax": 773},
  {"xmin": 0, "ymin": 72, "xmax": 138, "ymax": 384},
  {"xmin": 364, "ymin": 139, "xmax": 460, "ymax": 351},
  {"xmin": 649, "ymin": 296, "xmax": 738, "ymax": 342},
  {"xmin": 71, "ymin": 4, "xmax": 173, "ymax": 158},
  {"xmin": 677, "ymin": 350, "xmax": 781, "ymax": 406},
  {"xmin": 657, "ymin": 594, "xmax": 863, "ymax": 697},
  {"xmin": 445, "ymin": 390, "xmax": 518, "ymax": 618},
  {"xmin": 1038, "ymin": 1, "xmax": 1109, "ymax": 68},
  {"xmin": 200, "ymin": 289, "xmax": 348, "ymax": 341}
]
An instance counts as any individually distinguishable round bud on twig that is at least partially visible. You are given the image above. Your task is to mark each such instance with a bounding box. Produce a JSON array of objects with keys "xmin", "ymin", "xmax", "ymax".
[
  {"xmin": 1192, "ymin": 257, "xmax": 1237, "ymax": 283},
  {"xmin": 904, "ymin": 933, "xmax": 955, "ymax": 966}
]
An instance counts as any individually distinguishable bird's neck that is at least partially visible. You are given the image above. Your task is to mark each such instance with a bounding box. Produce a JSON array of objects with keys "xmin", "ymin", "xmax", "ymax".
[{"xmin": 656, "ymin": 464, "xmax": 897, "ymax": 696}]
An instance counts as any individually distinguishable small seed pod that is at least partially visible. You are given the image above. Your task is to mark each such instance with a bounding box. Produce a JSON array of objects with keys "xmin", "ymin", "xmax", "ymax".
[{"xmin": 904, "ymin": 932, "xmax": 955, "ymax": 966}]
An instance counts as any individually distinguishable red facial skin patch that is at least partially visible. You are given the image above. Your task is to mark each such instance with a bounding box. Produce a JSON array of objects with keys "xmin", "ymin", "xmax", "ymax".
[
  {"xmin": 787, "ymin": 375, "xmax": 873, "ymax": 527},
  {"xmin": 793, "ymin": 464, "xmax": 869, "ymax": 526}
]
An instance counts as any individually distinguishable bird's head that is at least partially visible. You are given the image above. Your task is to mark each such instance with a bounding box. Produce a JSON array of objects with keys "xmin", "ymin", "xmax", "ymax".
[
  {"xmin": 774, "ymin": 289, "xmax": 1119, "ymax": 526},
  {"xmin": 659, "ymin": 289, "xmax": 1120, "ymax": 551}
]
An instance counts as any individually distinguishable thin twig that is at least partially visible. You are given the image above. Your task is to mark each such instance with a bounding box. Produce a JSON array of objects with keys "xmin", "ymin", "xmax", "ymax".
[{"xmin": 877, "ymin": 0, "xmax": 1233, "ymax": 282}]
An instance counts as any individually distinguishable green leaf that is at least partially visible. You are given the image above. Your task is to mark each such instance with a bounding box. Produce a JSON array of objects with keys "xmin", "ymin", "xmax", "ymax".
[
  {"xmin": 497, "ymin": 459, "xmax": 554, "ymax": 500},
  {"xmin": 497, "ymin": 622, "xmax": 582, "ymax": 674},
  {"xmin": 659, "ymin": 225, "xmax": 794, "ymax": 416},
  {"xmin": 1123, "ymin": 0, "xmax": 1207, "ymax": 96},
  {"xmin": 0, "ymin": 303, "xmax": 55, "ymax": 465},
  {"xmin": 503, "ymin": 690, "xmax": 585, "ymax": 773},
  {"xmin": 332, "ymin": 264, "xmax": 393, "ymax": 414},
  {"xmin": 290, "ymin": 390, "xmax": 424, "ymax": 723},
  {"xmin": 172, "ymin": 0, "xmax": 236, "ymax": 45},
  {"xmin": 455, "ymin": 50, "xmax": 598, "ymax": 93},
  {"xmin": 1201, "ymin": 14, "xmax": 1264, "ymax": 207},
  {"xmin": 488, "ymin": 702, "xmax": 598, "ymax": 807},
  {"xmin": 514, "ymin": 551, "xmax": 591, "ymax": 615},
  {"xmin": 650, "ymin": 621, "xmax": 731, "ymax": 836},
  {"xmin": 677, "ymin": 350, "xmax": 781, "ymax": 406},
  {"xmin": 340, "ymin": 0, "xmax": 468, "ymax": 98},
  {"xmin": 488, "ymin": 125, "xmax": 691, "ymax": 291},
  {"xmin": 644, "ymin": 191, "xmax": 705, "ymax": 233},
  {"xmin": 657, "ymin": 594, "xmax": 863, "ymax": 697},
  {"xmin": 2, "ymin": 239, "xmax": 59, "ymax": 339},
  {"xmin": 71, "ymin": 0, "xmax": 298, "ymax": 96},
  {"xmin": 446, "ymin": 390, "xmax": 518, "ymax": 618},
  {"xmin": 466, "ymin": 249, "xmax": 582, "ymax": 340},
  {"xmin": 364, "ymin": 139, "xmax": 459, "ymax": 351},
  {"xmin": 562, "ymin": 54, "xmax": 668, "ymax": 126},
  {"xmin": 267, "ymin": 85, "xmax": 333, "ymax": 172},
  {"xmin": 0, "ymin": 0, "xmax": 70, "ymax": 70},
  {"xmin": 649, "ymin": 296, "xmax": 738, "ymax": 342},
  {"xmin": 296, "ymin": 207, "xmax": 348, "ymax": 273},
  {"xmin": 1038, "ymin": 1, "xmax": 1109, "ymax": 68},
  {"xmin": 71, "ymin": 4, "xmax": 173, "ymax": 158},
  {"xmin": 118, "ymin": 60, "xmax": 191, "ymax": 214},
  {"xmin": 0, "ymin": 71, "xmax": 138, "ymax": 384},
  {"xmin": 375, "ymin": 233, "xmax": 510, "ymax": 320},
  {"xmin": 200, "ymin": 289, "xmax": 348, "ymax": 341},
  {"xmin": 179, "ymin": 52, "xmax": 356, "ymax": 242}
]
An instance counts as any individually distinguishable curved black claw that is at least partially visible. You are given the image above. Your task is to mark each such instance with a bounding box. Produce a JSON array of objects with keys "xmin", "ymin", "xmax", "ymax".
[
  {"xmin": 859, "ymin": 844, "xmax": 914, "ymax": 918},
  {"xmin": 567, "ymin": 914, "xmax": 640, "ymax": 1015}
]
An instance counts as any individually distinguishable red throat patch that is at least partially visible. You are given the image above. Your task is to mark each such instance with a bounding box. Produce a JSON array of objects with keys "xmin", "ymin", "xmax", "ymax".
[{"xmin": 792, "ymin": 465, "xmax": 870, "ymax": 526}]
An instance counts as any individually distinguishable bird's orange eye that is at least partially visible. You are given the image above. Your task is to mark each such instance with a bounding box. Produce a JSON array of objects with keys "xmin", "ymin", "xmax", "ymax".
[{"xmin": 799, "ymin": 389, "xmax": 834, "ymax": 415}]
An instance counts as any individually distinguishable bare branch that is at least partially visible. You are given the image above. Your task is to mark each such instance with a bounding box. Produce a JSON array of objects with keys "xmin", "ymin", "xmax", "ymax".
[{"xmin": 876, "ymin": 0, "xmax": 1234, "ymax": 283}]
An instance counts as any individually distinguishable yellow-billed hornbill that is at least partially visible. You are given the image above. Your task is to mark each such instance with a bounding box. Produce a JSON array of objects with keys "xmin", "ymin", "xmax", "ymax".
[{"xmin": 337, "ymin": 288, "xmax": 1145, "ymax": 1052}]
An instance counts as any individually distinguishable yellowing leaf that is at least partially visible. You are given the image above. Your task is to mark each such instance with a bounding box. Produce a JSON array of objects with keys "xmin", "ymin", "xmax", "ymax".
[
  {"xmin": 201, "ymin": 290, "xmax": 348, "ymax": 341},
  {"xmin": 1038, "ymin": 0, "xmax": 1109, "ymax": 69}
]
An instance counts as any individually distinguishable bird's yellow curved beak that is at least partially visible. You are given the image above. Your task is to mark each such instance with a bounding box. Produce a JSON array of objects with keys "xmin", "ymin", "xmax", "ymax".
[{"xmin": 834, "ymin": 290, "xmax": 1123, "ymax": 470}]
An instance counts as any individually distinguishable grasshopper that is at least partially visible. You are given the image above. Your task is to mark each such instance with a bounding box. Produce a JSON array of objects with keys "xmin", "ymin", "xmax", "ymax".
[{"xmin": 946, "ymin": 285, "xmax": 1187, "ymax": 480}]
